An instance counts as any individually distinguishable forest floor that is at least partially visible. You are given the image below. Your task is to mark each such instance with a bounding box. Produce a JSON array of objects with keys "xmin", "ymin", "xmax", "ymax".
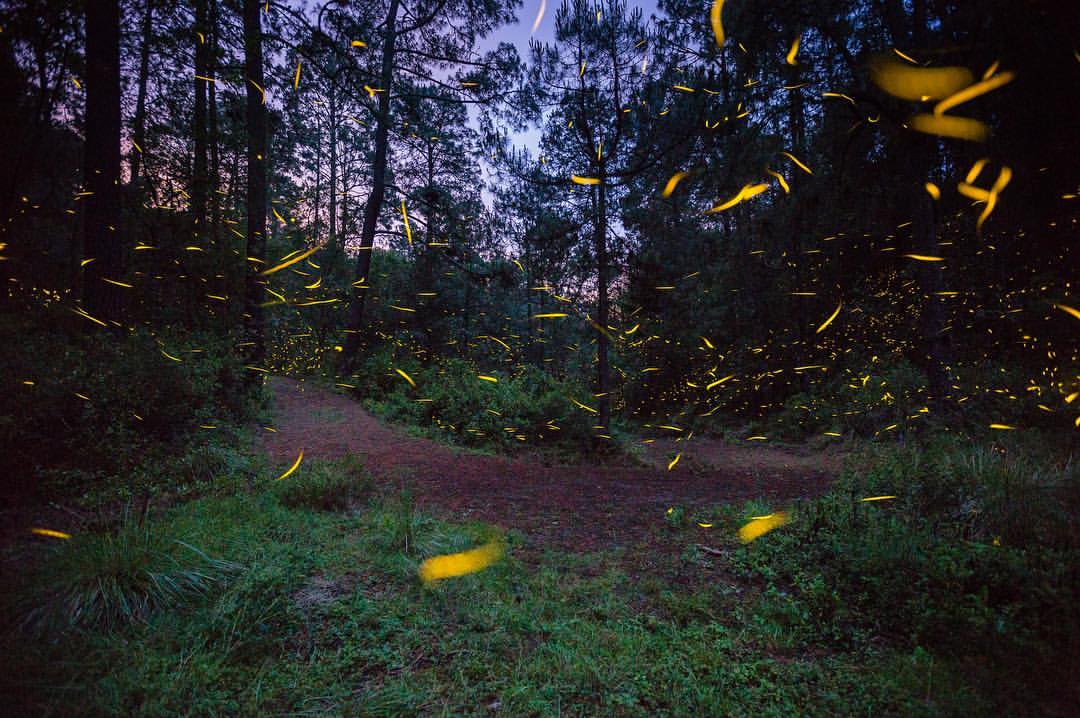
[
  {"xmin": 3, "ymin": 378, "xmax": 1038, "ymax": 716},
  {"xmin": 263, "ymin": 376, "xmax": 841, "ymax": 553}
]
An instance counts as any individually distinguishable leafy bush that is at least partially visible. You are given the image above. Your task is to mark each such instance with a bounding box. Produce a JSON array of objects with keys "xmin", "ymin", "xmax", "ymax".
[
  {"xmin": 754, "ymin": 357, "xmax": 933, "ymax": 441},
  {"xmin": 367, "ymin": 489, "xmax": 422, "ymax": 554},
  {"xmin": 10, "ymin": 507, "xmax": 239, "ymax": 634},
  {"xmin": 352, "ymin": 348, "xmax": 600, "ymax": 455}
]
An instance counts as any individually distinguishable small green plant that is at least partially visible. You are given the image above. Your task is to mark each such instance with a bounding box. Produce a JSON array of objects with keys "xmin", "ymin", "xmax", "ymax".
[
  {"xmin": 663, "ymin": 504, "xmax": 687, "ymax": 528},
  {"xmin": 12, "ymin": 506, "xmax": 239, "ymax": 634},
  {"xmin": 385, "ymin": 488, "xmax": 418, "ymax": 554},
  {"xmin": 0, "ymin": 312, "xmax": 257, "ymax": 504},
  {"xmin": 270, "ymin": 454, "xmax": 374, "ymax": 511}
]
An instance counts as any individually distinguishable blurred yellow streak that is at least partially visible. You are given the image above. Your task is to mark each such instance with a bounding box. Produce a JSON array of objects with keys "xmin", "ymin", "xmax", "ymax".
[{"xmin": 419, "ymin": 540, "xmax": 504, "ymax": 584}]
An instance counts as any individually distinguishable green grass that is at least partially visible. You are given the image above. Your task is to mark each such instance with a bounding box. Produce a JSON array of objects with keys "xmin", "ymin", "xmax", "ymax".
[{"xmin": 2, "ymin": 444, "xmax": 1073, "ymax": 717}]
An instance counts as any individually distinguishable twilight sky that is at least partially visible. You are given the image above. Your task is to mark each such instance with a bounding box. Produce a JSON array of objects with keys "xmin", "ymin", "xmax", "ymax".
[{"xmin": 475, "ymin": 0, "xmax": 663, "ymax": 153}]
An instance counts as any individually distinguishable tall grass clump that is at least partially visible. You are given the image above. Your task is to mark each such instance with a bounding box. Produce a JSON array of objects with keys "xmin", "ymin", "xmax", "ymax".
[
  {"xmin": 11, "ymin": 507, "xmax": 239, "ymax": 635},
  {"xmin": 269, "ymin": 454, "xmax": 374, "ymax": 511}
]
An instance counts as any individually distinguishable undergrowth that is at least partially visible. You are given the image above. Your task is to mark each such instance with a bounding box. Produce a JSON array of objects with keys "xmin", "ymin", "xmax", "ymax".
[
  {"xmin": 0, "ymin": 310, "xmax": 262, "ymax": 506},
  {"xmin": 3, "ymin": 437, "xmax": 1075, "ymax": 716},
  {"xmin": 345, "ymin": 347, "xmax": 636, "ymax": 462},
  {"xmin": 703, "ymin": 436, "xmax": 1080, "ymax": 715}
]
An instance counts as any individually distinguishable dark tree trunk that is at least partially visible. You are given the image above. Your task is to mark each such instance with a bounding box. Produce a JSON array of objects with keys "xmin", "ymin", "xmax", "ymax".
[
  {"xmin": 129, "ymin": 0, "xmax": 152, "ymax": 184},
  {"xmin": 784, "ymin": 59, "xmax": 810, "ymax": 391},
  {"xmin": 192, "ymin": 0, "xmax": 210, "ymax": 237},
  {"xmin": 420, "ymin": 150, "xmax": 437, "ymax": 353},
  {"xmin": 892, "ymin": 0, "xmax": 951, "ymax": 407},
  {"xmin": 910, "ymin": 144, "xmax": 951, "ymax": 404},
  {"xmin": 227, "ymin": 147, "xmax": 240, "ymax": 211},
  {"xmin": 328, "ymin": 78, "xmax": 338, "ymax": 251},
  {"xmin": 313, "ymin": 114, "xmax": 321, "ymax": 245},
  {"xmin": 83, "ymin": 0, "xmax": 123, "ymax": 322},
  {"xmin": 595, "ymin": 174, "xmax": 610, "ymax": 431},
  {"xmin": 535, "ymin": 289, "xmax": 547, "ymax": 369},
  {"xmin": 343, "ymin": 0, "xmax": 400, "ymax": 362},
  {"xmin": 243, "ymin": 0, "xmax": 267, "ymax": 370},
  {"xmin": 208, "ymin": 0, "xmax": 221, "ymax": 245},
  {"xmin": 340, "ymin": 151, "xmax": 348, "ymax": 249}
]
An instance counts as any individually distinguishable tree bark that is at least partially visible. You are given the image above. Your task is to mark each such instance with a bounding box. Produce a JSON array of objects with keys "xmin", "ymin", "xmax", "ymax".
[
  {"xmin": 911, "ymin": 144, "xmax": 950, "ymax": 404},
  {"xmin": 208, "ymin": 0, "xmax": 221, "ymax": 244},
  {"xmin": 313, "ymin": 113, "xmax": 321, "ymax": 245},
  {"xmin": 421, "ymin": 149, "xmax": 437, "ymax": 353},
  {"xmin": 227, "ymin": 146, "xmax": 240, "ymax": 211},
  {"xmin": 129, "ymin": 0, "xmax": 152, "ymax": 184},
  {"xmin": 784, "ymin": 59, "xmax": 809, "ymax": 391},
  {"xmin": 895, "ymin": 0, "xmax": 951, "ymax": 407},
  {"xmin": 595, "ymin": 173, "xmax": 610, "ymax": 431},
  {"xmin": 343, "ymin": 0, "xmax": 400, "ymax": 362},
  {"xmin": 327, "ymin": 74, "xmax": 338, "ymax": 252},
  {"xmin": 243, "ymin": 0, "xmax": 267, "ymax": 370},
  {"xmin": 192, "ymin": 0, "xmax": 210, "ymax": 237},
  {"xmin": 83, "ymin": 0, "xmax": 123, "ymax": 322}
]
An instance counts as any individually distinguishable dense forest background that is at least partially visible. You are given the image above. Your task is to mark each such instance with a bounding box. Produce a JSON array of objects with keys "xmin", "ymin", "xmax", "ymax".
[
  {"xmin": 1, "ymin": 0, "xmax": 1078, "ymax": 714},
  {"xmin": 3, "ymin": 0, "xmax": 1078, "ymax": 472}
]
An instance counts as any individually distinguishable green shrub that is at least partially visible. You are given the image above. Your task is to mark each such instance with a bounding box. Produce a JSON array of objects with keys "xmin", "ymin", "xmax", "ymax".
[
  {"xmin": 368, "ymin": 489, "xmax": 422, "ymax": 554},
  {"xmin": 729, "ymin": 437, "xmax": 1080, "ymax": 711},
  {"xmin": 351, "ymin": 349, "xmax": 599, "ymax": 455},
  {"xmin": 0, "ymin": 311, "xmax": 258, "ymax": 502}
]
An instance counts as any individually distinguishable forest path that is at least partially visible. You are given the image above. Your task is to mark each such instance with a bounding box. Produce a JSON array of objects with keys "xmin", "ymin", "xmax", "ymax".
[{"xmin": 263, "ymin": 377, "xmax": 840, "ymax": 551}]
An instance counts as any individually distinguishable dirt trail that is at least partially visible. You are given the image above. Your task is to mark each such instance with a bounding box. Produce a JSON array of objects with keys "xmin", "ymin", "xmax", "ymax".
[{"xmin": 263, "ymin": 377, "xmax": 839, "ymax": 550}]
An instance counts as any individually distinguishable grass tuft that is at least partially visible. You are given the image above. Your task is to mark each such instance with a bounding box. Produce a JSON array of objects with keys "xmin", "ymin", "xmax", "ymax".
[
  {"xmin": 12, "ymin": 506, "xmax": 239, "ymax": 634},
  {"xmin": 269, "ymin": 454, "xmax": 374, "ymax": 512}
]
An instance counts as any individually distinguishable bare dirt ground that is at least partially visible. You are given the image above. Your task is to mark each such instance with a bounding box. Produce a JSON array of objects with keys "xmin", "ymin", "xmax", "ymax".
[{"xmin": 263, "ymin": 377, "xmax": 842, "ymax": 552}]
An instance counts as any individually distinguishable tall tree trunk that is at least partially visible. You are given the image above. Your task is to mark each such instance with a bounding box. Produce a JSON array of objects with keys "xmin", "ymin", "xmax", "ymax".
[
  {"xmin": 784, "ymin": 58, "xmax": 809, "ymax": 391},
  {"xmin": 340, "ymin": 151, "xmax": 348, "ymax": 250},
  {"xmin": 463, "ymin": 275, "xmax": 471, "ymax": 339},
  {"xmin": 327, "ymin": 77, "xmax": 338, "ymax": 252},
  {"xmin": 83, "ymin": 0, "xmax": 123, "ymax": 322},
  {"xmin": 192, "ymin": 0, "xmax": 209, "ymax": 238},
  {"xmin": 312, "ymin": 115, "xmax": 321, "ymax": 245},
  {"xmin": 243, "ymin": 0, "xmax": 267, "ymax": 370},
  {"xmin": 343, "ymin": 0, "xmax": 400, "ymax": 362},
  {"xmin": 536, "ymin": 288, "xmax": 547, "ymax": 369},
  {"xmin": 595, "ymin": 174, "xmax": 610, "ymax": 431},
  {"xmin": 208, "ymin": 0, "xmax": 221, "ymax": 245},
  {"xmin": 227, "ymin": 147, "xmax": 240, "ymax": 212},
  {"xmin": 525, "ymin": 274, "xmax": 533, "ymax": 363},
  {"xmin": 911, "ymin": 143, "xmax": 950, "ymax": 404},
  {"xmin": 129, "ymin": 0, "xmax": 152, "ymax": 184},
  {"xmin": 890, "ymin": 0, "xmax": 951, "ymax": 408},
  {"xmin": 339, "ymin": 149, "xmax": 353, "ymax": 277},
  {"xmin": 420, "ymin": 149, "xmax": 437, "ymax": 354}
]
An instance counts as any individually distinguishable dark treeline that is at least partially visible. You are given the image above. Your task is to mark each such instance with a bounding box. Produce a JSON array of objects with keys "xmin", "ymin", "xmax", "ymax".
[{"xmin": 1, "ymin": 0, "xmax": 1078, "ymax": 475}]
